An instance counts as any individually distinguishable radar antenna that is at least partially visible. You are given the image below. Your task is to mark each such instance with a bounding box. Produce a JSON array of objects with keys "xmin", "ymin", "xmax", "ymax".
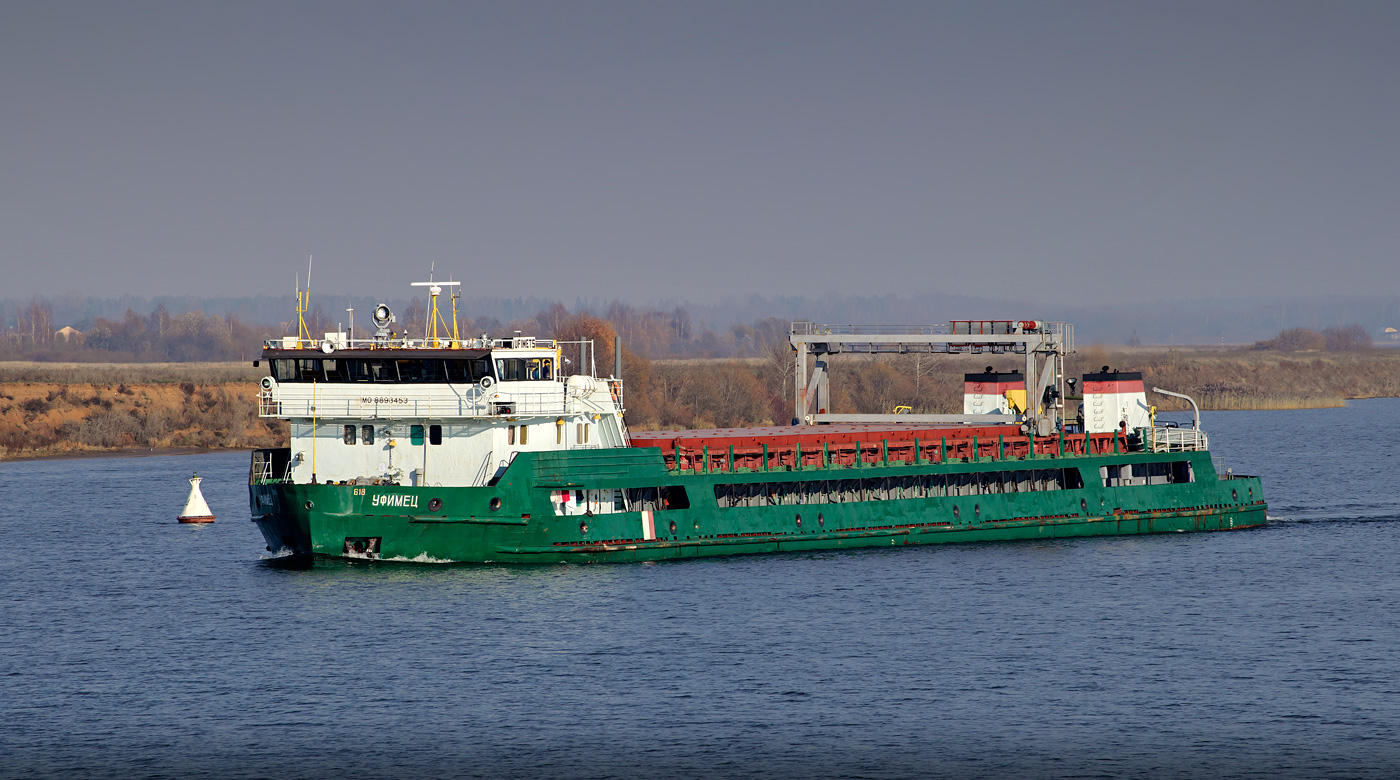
[{"xmin": 411, "ymin": 267, "xmax": 462, "ymax": 349}]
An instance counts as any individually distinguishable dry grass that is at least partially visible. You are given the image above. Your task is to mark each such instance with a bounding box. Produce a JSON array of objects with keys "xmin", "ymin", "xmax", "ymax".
[
  {"xmin": 3, "ymin": 348, "xmax": 1398, "ymax": 459},
  {"xmin": 0, "ymin": 361, "xmax": 263, "ymax": 384},
  {"xmin": 1192, "ymin": 394, "xmax": 1345, "ymax": 410},
  {"xmin": 1075, "ymin": 347, "xmax": 1400, "ymax": 412},
  {"xmin": 0, "ymin": 367, "xmax": 283, "ymax": 460}
]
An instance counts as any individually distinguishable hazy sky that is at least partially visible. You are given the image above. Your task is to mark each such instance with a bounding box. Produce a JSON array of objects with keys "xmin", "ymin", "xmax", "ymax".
[{"xmin": 2, "ymin": 1, "xmax": 1396, "ymax": 304}]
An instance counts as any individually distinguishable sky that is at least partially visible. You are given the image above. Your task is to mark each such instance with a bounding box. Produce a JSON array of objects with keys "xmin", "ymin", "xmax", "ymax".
[{"xmin": 2, "ymin": 1, "xmax": 1397, "ymax": 305}]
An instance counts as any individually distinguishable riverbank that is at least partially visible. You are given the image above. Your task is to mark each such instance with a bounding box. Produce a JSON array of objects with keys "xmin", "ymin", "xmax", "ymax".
[
  {"xmin": 0, "ymin": 361, "xmax": 283, "ymax": 462},
  {"xmin": 4, "ymin": 348, "xmax": 1400, "ymax": 461},
  {"xmin": 5, "ymin": 445, "xmax": 247, "ymax": 463},
  {"xmin": 1075, "ymin": 346, "xmax": 1400, "ymax": 411}
]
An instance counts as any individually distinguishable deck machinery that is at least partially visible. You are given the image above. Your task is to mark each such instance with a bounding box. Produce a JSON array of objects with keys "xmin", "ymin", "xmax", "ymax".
[{"xmin": 791, "ymin": 320, "xmax": 1072, "ymax": 433}]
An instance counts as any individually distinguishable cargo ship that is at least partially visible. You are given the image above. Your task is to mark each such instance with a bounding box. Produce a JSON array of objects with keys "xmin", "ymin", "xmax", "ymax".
[{"xmin": 248, "ymin": 283, "xmax": 1266, "ymax": 562}]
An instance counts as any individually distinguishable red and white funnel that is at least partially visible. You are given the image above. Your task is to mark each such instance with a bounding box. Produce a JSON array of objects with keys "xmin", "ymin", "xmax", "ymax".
[{"xmin": 1082, "ymin": 369, "xmax": 1151, "ymax": 433}]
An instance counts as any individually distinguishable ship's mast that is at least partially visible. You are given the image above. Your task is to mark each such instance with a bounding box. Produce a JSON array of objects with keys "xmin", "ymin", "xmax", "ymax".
[
  {"xmin": 410, "ymin": 275, "xmax": 461, "ymax": 349},
  {"xmin": 295, "ymin": 256, "xmax": 314, "ymax": 348}
]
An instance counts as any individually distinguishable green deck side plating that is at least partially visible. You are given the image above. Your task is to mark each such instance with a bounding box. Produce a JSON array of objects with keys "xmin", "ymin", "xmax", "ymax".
[{"xmin": 250, "ymin": 447, "xmax": 1267, "ymax": 563}]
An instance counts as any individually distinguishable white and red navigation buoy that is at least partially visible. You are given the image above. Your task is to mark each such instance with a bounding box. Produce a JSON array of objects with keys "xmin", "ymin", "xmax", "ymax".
[{"xmin": 178, "ymin": 472, "xmax": 216, "ymax": 523}]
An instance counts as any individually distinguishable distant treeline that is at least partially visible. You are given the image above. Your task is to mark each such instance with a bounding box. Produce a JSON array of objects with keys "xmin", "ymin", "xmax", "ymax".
[
  {"xmin": 0, "ymin": 298, "xmax": 798, "ymax": 363},
  {"xmin": 3, "ymin": 302, "xmax": 271, "ymax": 362},
  {"xmin": 6, "ymin": 291, "xmax": 1400, "ymax": 348},
  {"xmin": 1253, "ymin": 325, "xmax": 1372, "ymax": 352}
]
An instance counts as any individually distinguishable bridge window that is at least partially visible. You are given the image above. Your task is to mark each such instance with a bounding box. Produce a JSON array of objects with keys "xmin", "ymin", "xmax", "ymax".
[
  {"xmin": 496, "ymin": 358, "xmax": 523, "ymax": 381},
  {"xmin": 343, "ymin": 425, "xmax": 356, "ymax": 445},
  {"xmin": 446, "ymin": 358, "xmax": 493, "ymax": 384},
  {"xmin": 271, "ymin": 358, "xmax": 332, "ymax": 382},
  {"xmin": 494, "ymin": 357, "xmax": 553, "ymax": 381},
  {"xmin": 296, "ymin": 359, "xmax": 324, "ymax": 382},
  {"xmin": 270, "ymin": 357, "xmax": 497, "ymax": 383},
  {"xmin": 362, "ymin": 425, "xmax": 375, "ymax": 445},
  {"xmin": 395, "ymin": 359, "xmax": 448, "ymax": 383},
  {"xmin": 410, "ymin": 425, "xmax": 425, "ymax": 445},
  {"xmin": 341, "ymin": 358, "xmax": 400, "ymax": 382},
  {"xmin": 429, "ymin": 425, "xmax": 442, "ymax": 445}
]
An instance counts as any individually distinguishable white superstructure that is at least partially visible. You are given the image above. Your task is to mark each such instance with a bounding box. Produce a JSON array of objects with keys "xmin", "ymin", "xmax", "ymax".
[{"xmin": 256, "ymin": 286, "xmax": 627, "ymax": 487}]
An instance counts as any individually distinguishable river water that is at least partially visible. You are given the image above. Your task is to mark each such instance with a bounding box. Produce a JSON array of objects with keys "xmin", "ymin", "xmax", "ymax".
[{"xmin": 1, "ymin": 401, "xmax": 1397, "ymax": 779}]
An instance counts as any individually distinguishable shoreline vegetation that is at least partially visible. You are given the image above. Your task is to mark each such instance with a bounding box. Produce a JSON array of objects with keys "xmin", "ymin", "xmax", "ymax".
[{"xmin": 3, "ymin": 344, "xmax": 1399, "ymax": 462}]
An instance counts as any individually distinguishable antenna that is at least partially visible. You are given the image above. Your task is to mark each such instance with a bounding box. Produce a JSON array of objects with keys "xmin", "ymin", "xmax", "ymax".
[
  {"xmin": 293, "ymin": 256, "xmax": 316, "ymax": 348},
  {"xmin": 411, "ymin": 276, "xmax": 461, "ymax": 348},
  {"xmin": 346, "ymin": 301, "xmax": 355, "ymax": 344},
  {"xmin": 449, "ymin": 274, "xmax": 460, "ymax": 346}
]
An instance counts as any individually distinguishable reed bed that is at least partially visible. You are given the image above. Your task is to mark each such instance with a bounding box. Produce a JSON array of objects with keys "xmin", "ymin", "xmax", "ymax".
[{"xmin": 1192, "ymin": 394, "xmax": 1345, "ymax": 411}]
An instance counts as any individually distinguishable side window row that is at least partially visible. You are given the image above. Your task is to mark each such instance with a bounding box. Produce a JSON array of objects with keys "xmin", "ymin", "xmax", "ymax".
[{"xmin": 343, "ymin": 425, "xmax": 442, "ymax": 445}]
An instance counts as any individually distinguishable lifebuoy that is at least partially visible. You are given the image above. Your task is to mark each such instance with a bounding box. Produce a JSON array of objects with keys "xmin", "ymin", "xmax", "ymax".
[
  {"xmin": 609, "ymin": 381, "xmax": 621, "ymax": 404},
  {"xmin": 479, "ymin": 376, "xmax": 495, "ymax": 389}
]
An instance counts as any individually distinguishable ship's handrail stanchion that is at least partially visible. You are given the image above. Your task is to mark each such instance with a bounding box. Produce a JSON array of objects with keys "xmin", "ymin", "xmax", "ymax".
[
  {"xmin": 257, "ymin": 391, "xmax": 577, "ymax": 419},
  {"xmin": 1150, "ymin": 426, "xmax": 1209, "ymax": 452}
]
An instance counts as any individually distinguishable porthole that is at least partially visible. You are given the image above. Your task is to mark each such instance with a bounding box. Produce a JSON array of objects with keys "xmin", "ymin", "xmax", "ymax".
[
  {"xmin": 975, "ymin": 504, "xmax": 981, "ymax": 520},
  {"xmin": 1248, "ymin": 487, "xmax": 1253, "ymax": 501},
  {"xmin": 1232, "ymin": 489, "xmax": 1238, "ymax": 502},
  {"xmin": 795, "ymin": 514, "xmax": 802, "ymax": 529},
  {"xmin": 304, "ymin": 500, "xmax": 314, "ymax": 510},
  {"xmin": 953, "ymin": 505, "xmax": 961, "ymax": 521},
  {"xmin": 668, "ymin": 520, "xmax": 677, "ymax": 535},
  {"xmin": 817, "ymin": 513, "xmax": 825, "ymax": 527},
  {"xmin": 428, "ymin": 498, "xmax": 443, "ymax": 512},
  {"xmin": 579, "ymin": 520, "xmax": 588, "ymax": 535},
  {"xmin": 1080, "ymin": 498, "xmax": 1088, "ymax": 513},
  {"xmin": 489, "ymin": 497, "xmax": 502, "ymax": 511}
]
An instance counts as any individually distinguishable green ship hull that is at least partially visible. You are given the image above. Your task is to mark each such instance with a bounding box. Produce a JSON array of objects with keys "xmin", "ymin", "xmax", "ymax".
[{"xmin": 250, "ymin": 447, "xmax": 1266, "ymax": 564}]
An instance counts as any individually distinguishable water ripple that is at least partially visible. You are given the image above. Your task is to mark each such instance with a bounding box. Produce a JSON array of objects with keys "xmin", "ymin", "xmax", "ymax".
[{"xmin": 1, "ymin": 400, "xmax": 1399, "ymax": 778}]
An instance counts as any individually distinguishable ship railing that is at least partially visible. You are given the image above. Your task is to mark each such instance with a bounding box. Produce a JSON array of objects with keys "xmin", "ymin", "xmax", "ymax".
[
  {"xmin": 257, "ymin": 389, "xmax": 281, "ymax": 417},
  {"xmin": 606, "ymin": 378, "xmax": 624, "ymax": 413},
  {"xmin": 1150, "ymin": 426, "xmax": 1208, "ymax": 452},
  {"xmin": 791, "ymin": 322, "xmax": 955, "ymax": 336},
  {"xmin": 258, "ymin": 389, "xmax": 574, "ymax": 419},
  {"xmin": 791, "ymin": 320, "xmax": 1072, "ymax": 341},
  {"xmin": 1211, "ymin": 456, "xmax": 1255, "ymax": 480},
  {"xmin": 262, "ymin": 336, "xmax": 563, "ymax": 351},
  {"xmin": 249, "ymin": 448, "xmax": 292, "ymax": 485}
]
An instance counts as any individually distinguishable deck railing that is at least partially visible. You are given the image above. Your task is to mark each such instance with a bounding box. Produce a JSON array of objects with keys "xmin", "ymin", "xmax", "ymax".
[
  {"xmin": 1150, "ymin": 426, "xmax": 1209, "ymax": 452},
  {"xmin": 259, "ymin": 389, "xmax": 579, "ymax": 419},
  {"xmin": 249, "ymin": 448, "xmax": 292, "ymax": 485}
]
